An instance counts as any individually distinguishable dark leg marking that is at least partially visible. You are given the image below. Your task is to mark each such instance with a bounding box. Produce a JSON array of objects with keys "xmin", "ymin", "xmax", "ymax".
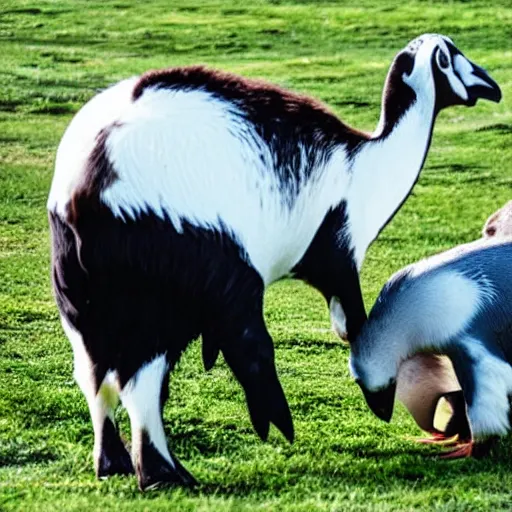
[
  {"xmin": 97, "ymin": 417, "xmax": 134, "ymax": 478},
  {"xmin": 137, "ymin": 432, "xmax": 197, "ymax": 491},
  {"xmin": 443, "ymin": 390, "xmax": 472, "ymax": 441},
  {"xmin": 221, "ymin": 318, "xmax": 294, "ymax": 443},
  {"xmin": 202, "ymin": 330, "xmax": 220, "ymax": 372}
]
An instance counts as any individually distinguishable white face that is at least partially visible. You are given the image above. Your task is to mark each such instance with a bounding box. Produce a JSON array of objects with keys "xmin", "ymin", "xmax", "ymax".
[{"xmin": 402, "ymin": 34, "xmax": 501, "ymax": 107}]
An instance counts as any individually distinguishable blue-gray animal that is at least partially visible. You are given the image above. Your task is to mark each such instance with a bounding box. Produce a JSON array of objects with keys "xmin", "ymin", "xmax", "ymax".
[
  {"xmin": 349, "ymin": 238, "xmax": 512, "ymax": 457},
  {"xmin": 390, "ymin": 201, "xmax": 512, "ymax": 443}
]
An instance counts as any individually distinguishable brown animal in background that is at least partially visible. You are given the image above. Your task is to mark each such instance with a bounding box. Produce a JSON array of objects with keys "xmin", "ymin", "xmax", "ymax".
[{"xmin": 483, "ymin": 200, "xmax": 512, "ymax": 239}]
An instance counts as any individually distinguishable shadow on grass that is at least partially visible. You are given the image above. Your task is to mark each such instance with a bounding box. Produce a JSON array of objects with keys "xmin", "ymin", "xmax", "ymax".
[
  {"xmin": 278, "ymin": 338, "xmax": 342, "ymax": 351},
  {"xmin": 181, "ymin": 436, "xmax": 512, "ymax": 497},
  {"xmin": 476, "ymin": 123, "xmax": 512, "ymax": 134},
  {"xmin": 0, "ymin": 442, "xmax": 57, "ymax": 467},
  {"xmin": 427, "ymin": 163, "xmax": 486, "ymax": 173}
]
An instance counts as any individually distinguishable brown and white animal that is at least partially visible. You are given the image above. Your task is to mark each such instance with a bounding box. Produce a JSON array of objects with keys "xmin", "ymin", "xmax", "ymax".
[
  {"xmin": 395, "ymin": 354, "xmax": 468, "ymax": 439},
  {"xmin": 483, "ymin": 200, "xmax": 512, "ymax": 239},
  {"xmin": 47, "ymin": 34, "xmax": 501, "ymax": 489}
]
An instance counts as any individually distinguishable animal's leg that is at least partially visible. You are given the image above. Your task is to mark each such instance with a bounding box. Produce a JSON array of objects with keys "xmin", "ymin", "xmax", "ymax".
[
  {"xmin": 120, "ymin": 354, "xmax": 196, "ymax": 491},
  {"xmin": 217, "ymin": 312, "xmax": 294, "ymax": 444},
  {"xmin": 441, "ymin": 338, "xmax": 511, "ymax": 459},
  {"xmin": 292, "ymin": 206, "xmax": 367, "ymax": 342},
  {"xmin": 442, "ymin": 390, "xmax": 471, "ymax": 441},
  {"xmin": 61, "ymin": 317, "xmax": 133, "ymax": 478}
]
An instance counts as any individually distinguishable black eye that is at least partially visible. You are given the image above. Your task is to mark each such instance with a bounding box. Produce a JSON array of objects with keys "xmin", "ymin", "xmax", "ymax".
[{"xmin": 438, "ymin": 49, "xmax": 450, "ymax": 70}]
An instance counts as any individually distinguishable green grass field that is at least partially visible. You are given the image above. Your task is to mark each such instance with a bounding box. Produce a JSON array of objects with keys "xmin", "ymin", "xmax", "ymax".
[{"xmin": 1, "ymin": 0, "xmax": 512, "ymax": 510}]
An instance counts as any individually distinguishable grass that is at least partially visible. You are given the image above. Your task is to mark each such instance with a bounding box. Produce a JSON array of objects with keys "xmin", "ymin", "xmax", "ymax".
[{"xmin": 1, "ymin": 0, "xmax": 512, "ymax": 510}]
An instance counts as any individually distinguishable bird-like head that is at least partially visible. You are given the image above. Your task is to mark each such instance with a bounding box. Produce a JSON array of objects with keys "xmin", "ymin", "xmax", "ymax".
[
  {"xmin": 378, "ymin": 34, "xmax": 502, "ymax": 134},
  {"xmin": 402, "ymin": 34, "xmax": 501, "ymax": 110},
  {"xmin": 349, "ymin": 331, "xmax": 399, "ymax": 423},
  {"xmin": 347, "ymin": 281, "xmax": 415, "ymax": 424}
]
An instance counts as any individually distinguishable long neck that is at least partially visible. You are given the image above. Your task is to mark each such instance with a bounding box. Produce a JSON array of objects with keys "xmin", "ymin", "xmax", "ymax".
[{"xmin": 346, "ymin": 79, "xmax": 436, "ymax": 268}]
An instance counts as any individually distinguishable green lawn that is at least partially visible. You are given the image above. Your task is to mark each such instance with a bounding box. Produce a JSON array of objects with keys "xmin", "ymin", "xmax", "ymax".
[{"xmin": 1, "ymin": 0, "xmax": 512, "ymax": 510}]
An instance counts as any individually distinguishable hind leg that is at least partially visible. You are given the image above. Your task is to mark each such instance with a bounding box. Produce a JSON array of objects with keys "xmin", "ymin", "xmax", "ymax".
[
  {"xmin": 61, "ymin": 317, "xmax": 133, "ymax": 478},
  {"xmin": 202, "ymin": 271, "xmax": 293, "ymax": 443},
  {"xmin": 222, "ymin": 318, "xmax": 294, "ymax": 443},
  {"xmin": 120, "ymin": 354, "xmax": 196, "ymax": 491},
  {"xmin": 206, "ymin": 291, "xmax": 293, "ymax": 444}
]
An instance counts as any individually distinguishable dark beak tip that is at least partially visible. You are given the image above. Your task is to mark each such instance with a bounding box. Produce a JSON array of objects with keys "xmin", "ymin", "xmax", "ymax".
[
  {"xmin": 372, "ymin": 405, "xmax": 393, "ymax": 423},
  {"xmin": 359, "ymin": 382, "xmax": 396, "ymax": 423}
]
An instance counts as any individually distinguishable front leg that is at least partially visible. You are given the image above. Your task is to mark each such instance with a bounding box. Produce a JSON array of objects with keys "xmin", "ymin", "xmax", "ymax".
[
  {"xmin": 328, "ymin": 256, "xmax": 367, "ymax": 343},
  {"xmin": 293, "ymin": 203, "xmax": 367, "ymax": 342},
  {"xmin": 443, "ymin": 338, "xmax": 511, "ymax": 458}
]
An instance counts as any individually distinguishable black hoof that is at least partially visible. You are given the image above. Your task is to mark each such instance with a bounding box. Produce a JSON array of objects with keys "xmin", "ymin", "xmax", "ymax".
[
  {"xmin": 221, "ymin": 329, "xmax": 294, "ymax": 444},
  {"xmin": 137, "ymin": 432, "xmax": 197, "ymax": 491},
  {"xmin": 246, "ymin": 369, "xmax": 294, "ymax": 444},
  {"xmin": 97, "ymin": 418, "xmax": 134, "ymax": 478}
]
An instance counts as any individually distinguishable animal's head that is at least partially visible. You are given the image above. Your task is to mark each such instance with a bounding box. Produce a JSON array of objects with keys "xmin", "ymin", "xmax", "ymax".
[
  {"xmin": 483, "ymin": 201, "xmax": 512, "ymax": 239},
  {"xmin": 348, "ymin": 317, "xmax": 401, "ymax": 423},
  {"xmin": 386, "ymin": 34, "xmax": 501, "ymax": 116}
]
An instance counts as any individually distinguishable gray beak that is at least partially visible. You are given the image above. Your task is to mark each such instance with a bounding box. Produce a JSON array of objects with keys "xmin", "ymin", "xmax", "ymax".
[
  {"xmin": 454, "ymin": 53, "xmax": 502, "ymax": 106},
  {"xmin": 466, "ymin": 62, "xmax": 502, "ymax": 105},
  {"xmin": 357, "ymin": 379, "xmax": 397, "ymax": 423}
]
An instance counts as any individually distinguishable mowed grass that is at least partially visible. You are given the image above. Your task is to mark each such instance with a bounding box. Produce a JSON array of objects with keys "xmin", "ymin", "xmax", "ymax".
[{"xmin": 1, "ymin": 0, "xmax": 512, "ymax": 510}]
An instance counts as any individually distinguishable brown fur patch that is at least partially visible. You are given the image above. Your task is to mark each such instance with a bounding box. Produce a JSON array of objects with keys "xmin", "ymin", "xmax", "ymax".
[
  {"xmin": 132, "ymin": 65, "xmax": 370, "ymax": 154},
  {"xmin": 67, "ymin": 124, "xmax": 119, "ymax": 226}
]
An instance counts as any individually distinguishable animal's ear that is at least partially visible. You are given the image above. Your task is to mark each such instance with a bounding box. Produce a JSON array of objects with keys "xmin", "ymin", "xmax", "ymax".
[
  {"xmin": 330, "ymin": 297, "xmax": 348, "ymax": 343},
  {"xmin": 482, "ymin": 212, "xmax": 499, "ymax": 238}
]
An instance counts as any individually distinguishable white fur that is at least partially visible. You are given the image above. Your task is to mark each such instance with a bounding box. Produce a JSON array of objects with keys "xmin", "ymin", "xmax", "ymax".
[
  {"xmin": 347, "ymin": 36, "xmax": 441, "ymax": 268},
  {"xmin": 330, "ymin": 297, "xmax": 348, "ymax": 340},
  {"xmin": 347, "ymin": 98, "xmax": 434, "ymax": 268},
  {"xmin": 48, "ymin": 77, "xmax": 139, "ymax": 218},
  {"xmin": 406, "ymin": 270, "xmax": 483, "ymax": 347},
  {"xmin": 120, "ymin": 355, "xmax": 174, "ymax": 467},
  {"xmin": 61, "ymin": 316, "xmax": 120, "ymax": 465},
  {"xmin": 50, "ymin": 85, "xmax": 350, "ymax": 285},
  {"xmin": 462, "ymin": 336, "xmax": 512, "ymax": 438}
]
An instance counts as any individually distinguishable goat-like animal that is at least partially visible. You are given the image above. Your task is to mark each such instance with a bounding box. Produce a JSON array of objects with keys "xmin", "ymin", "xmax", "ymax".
[{"xmin": 48, "ymin": 34, "xmax": 501, "ymax": 488}]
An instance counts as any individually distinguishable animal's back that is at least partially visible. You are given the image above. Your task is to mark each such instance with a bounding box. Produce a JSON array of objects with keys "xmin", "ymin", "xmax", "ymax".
[
  {"xmin": 369, "ymin": 240, "xmax": 512, "ymax": 349},
  {"xmin": 414, "ymin": 239, "xmax": 512, "ymax": 307},
  {"xmin": 48, "ymin": 67, "xmax": 355, "ymax": 283}
]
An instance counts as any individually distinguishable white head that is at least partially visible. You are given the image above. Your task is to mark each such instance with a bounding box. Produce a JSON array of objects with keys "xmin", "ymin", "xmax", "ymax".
[
  {"xmin": 374, "ymin": 34, "xmax": 501, "ymax": 136},
  {"xmin": 403, "ymin": 34, "xmax": 501, "ymax": 108}
]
